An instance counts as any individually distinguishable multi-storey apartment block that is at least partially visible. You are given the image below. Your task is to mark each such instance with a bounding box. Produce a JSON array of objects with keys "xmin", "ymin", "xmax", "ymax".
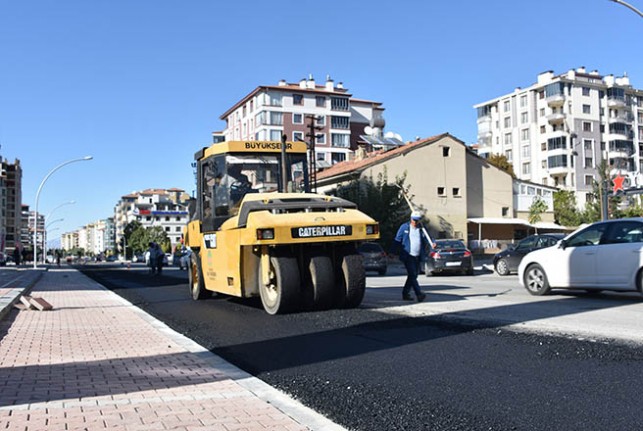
[
  {"xmin": 2, "ymin": 159, "xmax": 22, "ymax": 254},
  {"xmin": 217, "ymin": 76, "xmax": 393, "ymax": 168},
  {"xmin": 114, "ymin": 188, "xmax": 190, "ymax": 252},
  {"xmin": 475, "ymin": 67, "xmax": 643, "ymax": 208}
]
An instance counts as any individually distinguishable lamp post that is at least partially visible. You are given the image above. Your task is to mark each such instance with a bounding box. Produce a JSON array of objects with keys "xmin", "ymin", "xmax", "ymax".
[
  {"xmin": 609, "ymin": 0, "xmax": 643, "ymax": 18},
  {"xmin": 33, "ymin": 156, "xmax": 92, "ymax": 269},
  {"xmin": 43, "ymin": 201, "xmax": 75, "ymax": 264},
  {"xmin": 43, "ymin": 218, "xmax": 64, "ymax": 264}
]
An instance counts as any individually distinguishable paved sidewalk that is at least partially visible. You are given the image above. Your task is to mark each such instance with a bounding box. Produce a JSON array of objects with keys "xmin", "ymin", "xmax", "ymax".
[{"xmin": 0, "ymin": 268, "xmax": 344, "ymax": 431}]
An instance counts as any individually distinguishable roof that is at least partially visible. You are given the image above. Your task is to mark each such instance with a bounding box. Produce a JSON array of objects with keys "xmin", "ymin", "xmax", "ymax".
[
  {"xmin": 316, "ymin": 133, "xmax": 458, "ymax": 182},
  {"xmin": 468, "ymin": 218, "xmax": 570, "ymax": 231}
]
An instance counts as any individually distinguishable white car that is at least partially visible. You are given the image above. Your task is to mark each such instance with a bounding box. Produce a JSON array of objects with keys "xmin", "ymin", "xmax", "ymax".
[
  {"xmin": 179, "ymin": 250, "xmax": 192, "ymax": 270},
  {"xmin": 519, "ymin": 218, "xmax": 643, "ymax": 296}
]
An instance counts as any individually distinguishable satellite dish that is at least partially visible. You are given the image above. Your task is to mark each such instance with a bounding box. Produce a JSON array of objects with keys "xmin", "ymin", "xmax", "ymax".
[
  {"xmin": 364, "ymin": 126, "xmax": 373, "ymax": 135},
  {"xmin": 384, "ymin": 131, "xmax": 395, "ymax": 138}
]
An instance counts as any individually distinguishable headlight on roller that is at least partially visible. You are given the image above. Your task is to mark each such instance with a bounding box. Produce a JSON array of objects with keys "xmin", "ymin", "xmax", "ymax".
[
  {"xmin": 366, "ymin": 224, "xmax": 379, "ymax": 235},
  {"xmin": 256, "ymin": 228, "xmax": 275, "ymax": 240}
]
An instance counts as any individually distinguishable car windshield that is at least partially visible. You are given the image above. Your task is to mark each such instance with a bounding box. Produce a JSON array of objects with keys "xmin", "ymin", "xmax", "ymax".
[{"xmin": 435, "ymin": 240, "xmax": 466, "ymax": 249}]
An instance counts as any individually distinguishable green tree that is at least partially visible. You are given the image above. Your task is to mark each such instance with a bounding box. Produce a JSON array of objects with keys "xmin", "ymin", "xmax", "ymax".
[
  {"xmin": 334, "ymin": 169, "xmax": 410, "ymax": 251},
  {"xmin": 553, "ymin": 189, "xmax": 580, "ymax": 227},
  {"xmin": 127, "ymin": 225, "xmax": 170, "ymax": 254},
  {"xmin": 487, "ymin": 153, "xmax": 515, "ymax": 177},
  {"xmin": 528, "ymin": 195, "xmax": 548, "ymax": 225}
]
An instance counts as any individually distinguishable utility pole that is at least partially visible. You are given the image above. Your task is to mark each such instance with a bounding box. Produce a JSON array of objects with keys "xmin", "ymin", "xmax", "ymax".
[
  {"xmin": 280, "ymin": 134, "xmax": 288, "ymax": 191},
  {"xmin": 305, "ymin": 114, "xmax": 323, "ymax": 193}
]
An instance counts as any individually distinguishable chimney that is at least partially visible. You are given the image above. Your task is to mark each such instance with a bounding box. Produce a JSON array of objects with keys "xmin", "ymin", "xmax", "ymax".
[
  {"xmin": 299, "ymin": 78, "xmax": 306, "ymax": 89},
  {"xmin": 337, "ymin": 82, "xmax": 344, "ymax": 90},
  {"xmin": 278, "ymin": 79, "xmax": 287, "ymax": 86},
  {"xmin": 325, "ymin": 75, "xmax": 334, "ymax": 91},
  {"xmin": 577, "ymin": 66, "xmax": 586, "ymax": 74},
  {"xmin": 306, "ymin": 74, "xmax": 315, "ymax": 89}
]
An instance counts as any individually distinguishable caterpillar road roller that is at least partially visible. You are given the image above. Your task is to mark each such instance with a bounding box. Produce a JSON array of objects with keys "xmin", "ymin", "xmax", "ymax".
[{"xmin": 183, "ymin": 140, "xmax": 380, "ymax": 314}]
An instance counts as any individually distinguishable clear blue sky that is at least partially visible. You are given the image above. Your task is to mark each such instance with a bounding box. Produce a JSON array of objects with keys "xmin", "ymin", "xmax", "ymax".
[{"xmin": 1, "ymin": 0, "xmax": 641, "ymax": 237}]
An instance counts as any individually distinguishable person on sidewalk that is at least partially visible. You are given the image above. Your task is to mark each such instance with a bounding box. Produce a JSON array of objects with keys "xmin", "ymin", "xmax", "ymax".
[{"xmin": 393, "ymin": 210, "xmax": 430, "ymax": 302}]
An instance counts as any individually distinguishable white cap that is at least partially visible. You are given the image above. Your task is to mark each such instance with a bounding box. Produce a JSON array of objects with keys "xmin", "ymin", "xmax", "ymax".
[{"xmin": 411, "ymin": 210, "xmax": 422, "ymax": 220}]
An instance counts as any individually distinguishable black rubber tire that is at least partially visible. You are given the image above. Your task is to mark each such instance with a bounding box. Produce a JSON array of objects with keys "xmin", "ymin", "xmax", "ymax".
[
  {"xmin": 466, "ymin": 267, "xmax": 474, "ymax": 276},
  {"xmin": 259, "ymin": 252, "xmax": 300, "ymax": 315},
  {"xmin": 336, "ymin": 253, "xmax": 365, "ymax": 309},
  {"xmin": 305, "ymin": 252, "xmax": 335, "ymax": 310},
  {"xmin": 189, "ymin": 252, "xmax": 211, "ymax": 300},
  {"xmin": 495, "ymin": 258, "xmax": 509, "ymax": 276},
  {"xmin": 523, "ymin": 263, "xmax": 551, "ymax": 296}
]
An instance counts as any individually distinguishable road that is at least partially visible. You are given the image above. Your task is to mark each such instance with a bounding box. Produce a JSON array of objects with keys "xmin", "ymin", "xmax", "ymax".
[{"xmin": 79, "ymin": 263, "xmax": 643, "ymax": 431}]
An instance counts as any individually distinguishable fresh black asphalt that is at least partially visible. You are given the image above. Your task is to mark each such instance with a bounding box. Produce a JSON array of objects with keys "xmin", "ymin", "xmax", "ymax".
[{"xmin": 79, "ymin": 264, "xmax": 643, "ymax": 431}]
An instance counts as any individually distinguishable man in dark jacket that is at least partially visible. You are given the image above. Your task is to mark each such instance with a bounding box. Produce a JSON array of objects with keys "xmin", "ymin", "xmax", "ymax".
[{"xmin": 394, "ymin": 211, "xmax": 429, "ymax": 302}]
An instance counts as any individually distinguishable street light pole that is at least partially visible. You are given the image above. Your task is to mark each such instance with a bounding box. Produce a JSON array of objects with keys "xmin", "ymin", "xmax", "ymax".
[
  {"xmin": 43, "ymin": 218, "xmax": 64, "ymax": 264},
  {"xmin": 33, "ymin": 156, "xmax": 92, "ymax": 269},
  {"xmin": 609, "ymin": 0, "xmax": 643, "ymax": 18},
  {"xmin": 43, "ymin": 201, "xmax": 75, "ymax": 263}
]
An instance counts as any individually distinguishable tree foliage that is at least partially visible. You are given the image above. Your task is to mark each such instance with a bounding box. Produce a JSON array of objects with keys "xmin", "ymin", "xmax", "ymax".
[
  {"xmin": 128, "ymin": 225, "xmax": 171, "ymax": 254},
  {"xmin": 487, "ymin": 153, "xmax": 515, "ymax": 177},
  {"xmin": 528, "ymin": 196, "xmax": 548, "ymax": 225},
  {"xmin": 553, "ymin": 189, "xmax": 580, "ymax": 227},
  {"xmin": 333, "ymin": 169, "xmax": 410, "ymax": 252}
]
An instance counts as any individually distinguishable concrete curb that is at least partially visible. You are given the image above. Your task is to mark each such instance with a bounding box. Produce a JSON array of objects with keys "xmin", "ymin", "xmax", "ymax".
[{"xmin": 0, "ymin": 269, "xmax": 46, "ymax": 322}]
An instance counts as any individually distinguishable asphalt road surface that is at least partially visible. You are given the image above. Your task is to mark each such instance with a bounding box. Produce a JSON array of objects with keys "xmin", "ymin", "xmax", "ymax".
[{"xmin": 79, "ymin": 263, "xmax": 643, "ymax": 431}]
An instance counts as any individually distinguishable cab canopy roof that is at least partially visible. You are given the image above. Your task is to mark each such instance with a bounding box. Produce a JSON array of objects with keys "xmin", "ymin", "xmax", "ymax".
[{"xmin": 196, "ymin": 141, "xmax": 308, "ymax": 160}]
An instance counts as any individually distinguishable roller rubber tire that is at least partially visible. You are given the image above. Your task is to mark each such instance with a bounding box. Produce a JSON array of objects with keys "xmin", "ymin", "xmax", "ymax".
[
  {"xmin": 189, "ymin": 253, "xmax": 211, "ymax": 300},
  {"xmin": 259, "ymin": 252, "xmax": 300, "ymax": 315}
]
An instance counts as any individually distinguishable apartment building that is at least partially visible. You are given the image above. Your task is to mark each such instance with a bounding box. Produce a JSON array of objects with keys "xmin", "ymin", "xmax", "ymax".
[
  {"xmin": 28, "ymin": 211, "xmax": 44, "ymax": 253},
  {"xmin": 474, "ymin": 67, "xmax": 643, "ymax": 208},
  {"xmin": 217, "ymin": 76, "xmax": 397, "ymax": 169},
  {"xmin": 2, "ymin": 159, "xmax": 22, "ymax": 254},
  {"xmin": 114, "ymin": 188, "xmax": 190, "ymax": 250}
]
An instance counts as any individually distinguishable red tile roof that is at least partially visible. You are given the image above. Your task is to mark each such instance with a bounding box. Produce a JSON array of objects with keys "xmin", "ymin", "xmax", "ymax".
[{"xmin": 317, "ymin": 133, "xmax": 456, "ymax": 181}]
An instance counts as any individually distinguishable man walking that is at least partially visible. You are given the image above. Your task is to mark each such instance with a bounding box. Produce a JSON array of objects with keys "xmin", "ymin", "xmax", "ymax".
[{"xmin": 394, "ymin": 211, "xmax": 429, "ymax": 302}]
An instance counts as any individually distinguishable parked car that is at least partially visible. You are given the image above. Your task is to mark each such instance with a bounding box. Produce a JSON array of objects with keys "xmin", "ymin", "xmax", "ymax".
[
  {"xmin": 425, "ymin": 239, "xmax": 474, "ymax": 276},
  {"xmin": 519, "ymin": 218, "xmax": 643, "ymax": 296},
  {"xmin": 357, "ymin": 242, "xmax": 387, "ymax": 275},
  {"xmin": 493, "ymin": 233, "xmax": 565, "ymax": 275}
]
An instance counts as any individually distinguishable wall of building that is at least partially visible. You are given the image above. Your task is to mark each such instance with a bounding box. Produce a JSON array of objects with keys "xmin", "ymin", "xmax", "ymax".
[{"xmin": 466, "ymin": 154, "xmax": 513, "ymax": 219}]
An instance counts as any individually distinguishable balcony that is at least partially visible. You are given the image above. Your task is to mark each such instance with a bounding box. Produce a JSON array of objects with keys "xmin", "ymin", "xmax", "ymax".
[
  {"xmin": 546, "ymin": 112, "xmax": 566, "ymax": 125},
  {"xmin": 607, "ymin": 96, "xmax": 627, "ymax": 109},
  {"xmin": 608, "ymin": 114, "xmax": 632, "ymax": 124},
  {"xmin": 546, "ymin": 94, "xmax": 565, "ymax": 107}
]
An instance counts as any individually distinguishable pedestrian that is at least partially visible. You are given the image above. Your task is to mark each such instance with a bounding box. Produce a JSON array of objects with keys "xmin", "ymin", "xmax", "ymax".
[
  {"xmin": 155, "ymin": 243, "xmax": 164, "ymax": 275},
  {"xmin": 148, "ymin": 242, "xmax": 158, "ymax": 275},
  {"xmin": 13, "ymin": 247, "xmax": 21, "ymax": 266},
  {"xmin": 393, "ymin": 210, "xmax": 430, "ymax": 302}
]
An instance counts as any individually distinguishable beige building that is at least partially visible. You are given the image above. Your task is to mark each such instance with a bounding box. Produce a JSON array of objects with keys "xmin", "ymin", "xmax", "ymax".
[{"xmin": 317, "ymin": 133, "xmax": 559, "ymax": 251}]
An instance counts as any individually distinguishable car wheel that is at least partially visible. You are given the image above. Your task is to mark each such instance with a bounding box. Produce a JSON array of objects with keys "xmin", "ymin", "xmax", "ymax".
[
  {"xmin": 466, "ymin": 267, "xmax": 474, "ymax": 276},
  {"xmin": 523, "ymin": 264, "xmax": 551, "ymax": 296},
  {"xmin": 495, "ymin": 258, "xmax": 509, "ymax": 276}
]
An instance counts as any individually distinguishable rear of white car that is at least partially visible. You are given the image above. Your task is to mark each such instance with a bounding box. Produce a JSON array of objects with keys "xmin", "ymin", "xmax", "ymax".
[{"xmin": 519, "ymin": 218, "xmax": 643, "ymax": 295}]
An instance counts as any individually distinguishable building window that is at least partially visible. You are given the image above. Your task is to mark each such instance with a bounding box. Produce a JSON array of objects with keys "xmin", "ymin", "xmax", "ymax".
[
  {"xmin": 331, "ymin": 133, "xmax": 349, "ymax": 148},
  {"xmin": 316, "ymin": 96, "xmax": 326, "ymax": 107},
  {"xmin": 270, "ymin": 130, "xmax": 282, "ymax": 141},
  {"xmin": 176, "ymin": 227, "xmax": 181, "ymax": 232},
  {"xmin": 547, "ymin": 136, "xmax": 567, "ymax": 150},
  {"xmin": 584, "ymin": 175, "xmax": 593, "ymax": 186},
  {"xmin": 452, "ymin": 187, "xmax": 461, "ymax": 197},
  {"xmin": 584, "ymin": 157, "xmax": 593, "ymax": 168},
  {"xmin": 520, "ymin": 95, "xmax": 527, "ymax": 107},
  {"xmin": 521, "ymin": 129, "xmax": 530, "ymax": 141},
  {"xmin": 331, "ymin": 116, "xmax": 349, "ymax": 129},
  {"xmin": 583, "ymin": 122, "xmax": 592, "ymax": 132},
  {"xmin": 437, "ymin": 187, "xmax": 446, "ymax": 196},
  {"xmin": 502, "ymin": 207, "xmax": 509, "ymax": 217},
  {"xmin": 548, "ymin": 154, "xmax": 568, "ymax": 168},
  {"xmin": 522, "ymin": 145, "xmax": 530, "ymax": 158},
  {"xmin": 316, "ymin": 115, "xmax": 325, "ymax": 126},
  {"xmin": 504, "ymin": 100, "xmax": 510, "ymax": 112},
  {"xmin": 269, "ymin": 111, "xmax": 283, "ymax": 126},
  {"xmin": 293, "ymin": 113, "xmax": 303, "ymax": 124},
  {"xmin": 522, "ymin": 162, "xmax": 531, "ymax": 175},
  {"xmin": 316, "ymin": 134, "xmax": 326, "ymax": 144},
  {"xmin": 584, "ymin": 139, "xmax": 593, "ymax": 150},
  {"xmin": 541, "ymin": 142, "xmax": 547, "ymax": 151},
  {"xmin": 316, "ymin": 152, "xmax": 326, "ymax": 161},
  {"xmin": 540, "ymin": 108, "xmax": 545, "ymax": 117},
  {"xmin": 582, "ymin": 104, "xmax": 591, "ymax": 114},
  {"xmin": 293, "ymin": 94, "xmax": 304, "ymax": 105},
  {"xmin": 165, "ymin": 227, "xmax": 170, "ymax": 232},
  {"xmin": 521, "ymin": 112, "xmax": 528, "ymax": 124},
  {"xmin": 506, "ymin": 149, "xmax": 512, "ymax": 160},
  {"xmin": 442, "ymin": 146, "xmax": 450, "ymax": 157},
  {"xmin": 293, "ymin": 131, "xmax": 304, "ymax": 142},
  {"xmin": 331, "ymin": 152, "xmax": 346, "ymax": 164},
  {"xmin": 582, "ymin": 87, "xmax": 591, "ymax": 96},
  {"xmin": 269, "ymin": 94, "xmax": 282, "ymax": 106},
  {"xmin": 504, "ymin": 117, "xmax": 511, "ymax": 128},
  {"xmin": 540, "ymin": 125, "xmax": 546, "ymax": 133},
  {"xmin": 504, "ymin": 133, "xmax": 512, "ymax": 145},
  {"xmin": 330, "ymin": 97, "xmax": 349, "ymax": 111}
]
